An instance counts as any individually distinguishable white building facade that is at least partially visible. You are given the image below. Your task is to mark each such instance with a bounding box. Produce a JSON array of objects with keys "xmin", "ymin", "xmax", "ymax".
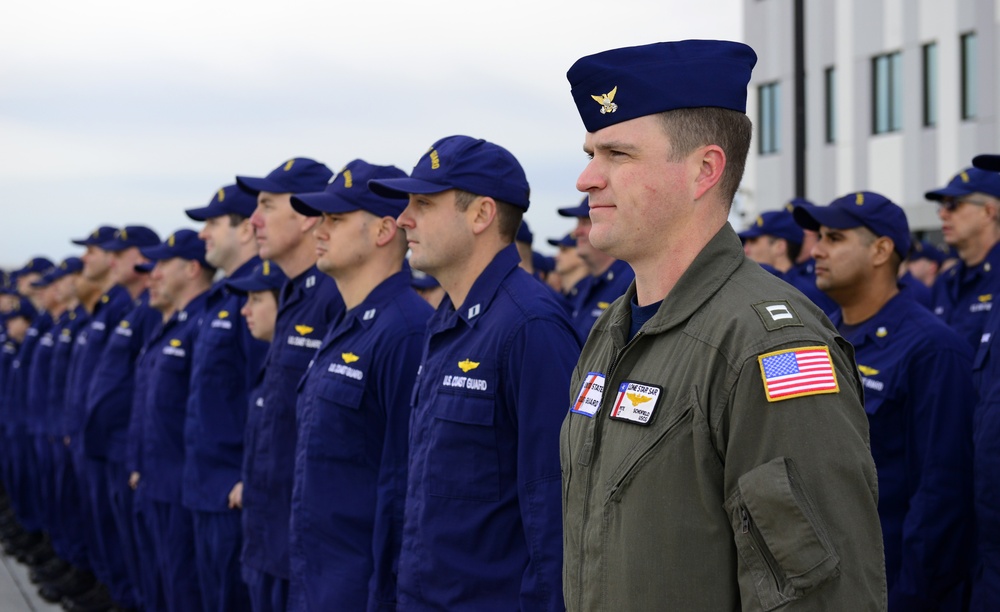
[{"xmin": 740, "ymin": 0, "xmax": 1000, "ymax": 233}]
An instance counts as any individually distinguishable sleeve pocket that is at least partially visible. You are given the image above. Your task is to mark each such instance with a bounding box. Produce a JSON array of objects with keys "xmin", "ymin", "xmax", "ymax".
[{"xmin": 724, "ymin": 457, "xmax": 840, "ymax": 611}]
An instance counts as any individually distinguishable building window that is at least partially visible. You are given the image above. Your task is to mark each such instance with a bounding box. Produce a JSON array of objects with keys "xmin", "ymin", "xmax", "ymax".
[
  {"xmin": 922, "ymin": 42, "xmax": 937, "ymax": 127},
  {"xmin": 872, "ymin": 51, "xmax": 902, "ymax": 134},
  {"xmin": 824, "ymin": 66, "xmax": 836, "ymax": 143},
  {"xmin": 961, "ymin": 32, "xmax": 977, "ymax": 120},
  {"xmin": 758, "ymin": 82, "xmax": 780, "ymax": 154}
]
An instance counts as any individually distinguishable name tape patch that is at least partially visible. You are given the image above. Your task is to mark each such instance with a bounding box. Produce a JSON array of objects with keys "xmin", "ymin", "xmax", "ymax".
[
  {"xmin": 571, "ymin": 372, "xmax": 606, "ymax": 417},
  {"xmin": 610, "ymin": 381, "xmax": 662, "ymax": 425}
]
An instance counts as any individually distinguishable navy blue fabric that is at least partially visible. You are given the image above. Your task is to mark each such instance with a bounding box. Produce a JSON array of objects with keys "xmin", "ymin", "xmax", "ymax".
[
  {"xmin": 83, "ymin": 291, "xmax": 160, "ymax": 462},
  {"xmin": 64, "ymin": 285, "xmax": 133, "ymax": 442},
  {"xmin": 971, "ymin": 301, "xmax": 1000, "ymax": 610},
  {"xmin": 289, "ymin": 270, "xmax": 431, "ymax": 611},
  {"xmin": 183, "ymin": 257, "xmax": 268, "ymax": 512},
  {"xmin": 192, "ymin": 507, "xmax": 251, "ymax": 612},
  {"xmin": 834, "ymin": 295, "xmax": 975, "ymax": 609},
  {"xmin": 628, "ymin": 298, "xmax": 662, "ymax": 340},
  {"xmin": 148, "ymin": 499, "xmax": 203, "ymax": 612},
  {"xmin": 242, "ymin": 265, "xmax": 343, "ymax": 580},
  {"xmin": 897, "ymin": 271, "xmax": 933, "ymax": 310},
  {"xmin": 568, "ymin": 259, "xmax": 634, "ymax": 343},
  {"xmin": 930, "ymin": 242, "xmax": 1000, "ymax": 350},
  {"xmin": 397, "ymin": 245, "xmax": 579, "ymax": 610},
  {"xmin": 138, "ymin": 291, "xmax": 209, "ymax": 504},
  {"xmin": 784, "ymin": 259, "xmax": 840, "ymax": 317}
]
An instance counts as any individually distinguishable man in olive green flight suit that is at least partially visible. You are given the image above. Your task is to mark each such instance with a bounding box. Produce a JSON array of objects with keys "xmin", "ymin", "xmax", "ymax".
[{"xmin": 560, "ymin": 40, "xmax": 887, "ymax": 611}]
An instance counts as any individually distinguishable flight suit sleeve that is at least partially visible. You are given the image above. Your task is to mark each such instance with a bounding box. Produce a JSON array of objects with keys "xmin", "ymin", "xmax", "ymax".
[
  {"xmin": 890, "ymin": 348, "xmax": 975, "ymax": 609},
  {"xmin": 721, "ymin": 337, "xmax": 887, "ymax": 611},
  {"xmin": 505, "ymin": 317, "xmax": 580, "ymax": 611}
]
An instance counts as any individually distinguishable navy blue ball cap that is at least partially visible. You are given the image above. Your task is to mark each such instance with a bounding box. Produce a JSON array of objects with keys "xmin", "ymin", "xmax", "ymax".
[
  {"xmin": 516, "ymin": 220, "xmax": 533, "ymax": 245},
  {"xmin": 71, "ymin": 225, "xmax": 118, "ymax": 247},
  {"xmin": 16, "ymin": 257, "xmax": 54, "ymax": 276},
  {"xmin": 236, "ymin": 158, "xmax": 334, "ymax": 196},
  {"xmin": 547, "ymin": 233, "xmax": 577, "ymax": 248},
  {"xmin": 568, "ymin": 40, "xmax": 757, "ymax": 133},
  {"xmin": 558, "ymin": 196, "xmax": 590, "ymax": 218},
  {"xmin": 226, "ymin": 259, "xmax": 287, "ymax": 294},
  {"xmin": 100, "ymin": 226, "xmax": 161, "ymax": 252},
  {"xmin": 533, "ymin": 251, "xmax": 555, "ymax": 273},
  {"xmin": 738, "ymin": 210, "xmax": 804, "ymax": 245},
  {"xmin": 973, "ymin": 154, "xmax": 1000, "ymax": 172},
  {"xmin": 410, "ymin": 268, "xmax": 440, "ymax": 290},
  {"xmin": 38, "ymin": 257, "xmax": 84, "ymax": 286},
  {"xmin": 133, "ymin": 262, "xmax": 155, "ymax": 274},
  {"xmin": 925, "ymin": 167, "xmax": 1000, "ymax": 201},
  {"xmin": 140, "ymin": 229, "xmax": 211, "ymax": 268},
  {"xmin": 793, "ymin": 191, "xmax": 911, "ymax": 258},
  {"xmin": 909, "ymin": 240, "xmax": 946, "ymax": 264},
  {"xmin": 8, "ymin": 296, "xmax": 36, "ymax": 320},
  {"xmin": 368, "ymin": 135, "xmax": 531, "ymax": 210},
  {"xmin": 291, "ymin": 159, "xmax": 409, "ymax": 219},
  {"xmin": 186, "ymin": 184, "xmax": 259, "ymax": 221}
]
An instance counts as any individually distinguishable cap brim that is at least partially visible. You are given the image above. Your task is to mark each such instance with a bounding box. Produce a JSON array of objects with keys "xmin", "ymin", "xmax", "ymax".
[
  {"xmin": 71, "ymin": 237, "xmax": 98, "ymax": 246},
  {"xmin": 557, "ymin": 204, "xmax": 590, "ymax": 218},
  {"xmin": 226, "ymin": 277, "xmax": 279, "ymax": 294},
  {"xmin": 139, "ymin": 244, "xmax": 175, "ymax": 261},
  {"xmin": 99, "ymin": 240, "xmax": 130, "ymax": 252},
  {"xmin": 368, "ymin": 177, "xmax": 450, "ymax": 200},
  {"xmin": 973, "ymin": 154, "xmax": 1000, "ymax": 172},
  {"xmin": 290, "ymin": 192, "xmax": 361, "ymax": 217},
  {"xmin": 737, "ymin": 227, "xmax": 765, "ymax": 240},
  {"xmin": 792, "ymin": 203, "xmax": 861, "ymax": 232},
  {"xmin": 184, "ymin": 204, "xmax": 222, "ymax": 221},
  {"xmin": 924, "ymin": 185, "xmax": 975, "ymax": 201},
  {"xmin": 236, "ymin": 176, "xmax": 286, "ymax": 196},
  {"xmin": 134, "ymin": 262, "xmax": 155, "ymax": 273}
]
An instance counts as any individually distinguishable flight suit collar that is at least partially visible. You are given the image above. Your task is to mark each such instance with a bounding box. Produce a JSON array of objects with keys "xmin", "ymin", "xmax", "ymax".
[
  {"xmin": 433, "ymin": 243, "xmax": 521, "ymax": 331},
  {"xmin": 598, "ymin": 224, "xmax": 745, "ymax": 336}
]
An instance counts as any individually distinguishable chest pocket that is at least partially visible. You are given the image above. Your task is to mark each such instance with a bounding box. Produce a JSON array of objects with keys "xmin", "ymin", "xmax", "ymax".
[
  {"xmin": 308, "ymin": 376, "xmax": 366, "ymax": 463},
  {"xmin": 428, "ymin": 390, "xmax": 498, "ymax": 502}
]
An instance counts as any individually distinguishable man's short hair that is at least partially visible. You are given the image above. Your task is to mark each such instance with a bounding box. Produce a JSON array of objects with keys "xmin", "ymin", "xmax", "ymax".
[
  {"xmin": 226, "ymin": 213, "xmax": 248, "ymax": 228},
  {"xmin": 454, "ymin": 190, "xmax": 524, "ymax": 244},
  {"xmin": 658, "ymin": 107, "xmax": 752, "ymax": 208}
]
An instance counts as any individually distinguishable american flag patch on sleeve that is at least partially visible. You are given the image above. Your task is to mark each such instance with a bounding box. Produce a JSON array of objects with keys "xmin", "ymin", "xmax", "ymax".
[{"xmin": 758, "ymin": 346, "xmax": 839, "ymax": 402}]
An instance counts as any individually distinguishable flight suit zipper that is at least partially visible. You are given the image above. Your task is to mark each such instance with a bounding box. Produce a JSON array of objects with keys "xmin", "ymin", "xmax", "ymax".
[{"xmin": 575, "ymin": 331, "xmax": 643, "ymax": 608}]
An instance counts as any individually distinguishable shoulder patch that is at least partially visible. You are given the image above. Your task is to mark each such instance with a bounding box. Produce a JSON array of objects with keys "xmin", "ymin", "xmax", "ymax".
[
  {"xmin": 758, "ymin": 346, "xmax": 839, "ymax": 402},
  {"xmin": 752, "ymin": 300, "xmax": 804, "ymax": 331}
]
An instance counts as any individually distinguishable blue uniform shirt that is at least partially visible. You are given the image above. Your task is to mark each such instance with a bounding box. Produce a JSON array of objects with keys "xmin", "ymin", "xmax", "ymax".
[
  {"xmin": 897, "ymin": 270, "xmax": 932, "ymax": 310},
  {"xmin": 785, "ymin": 258, "xmax": 839, "ymax": 317},
  {"xmin": 568, "ymin": 259, "xmax": 634, "ymax": 342},
  {"xmin": 241, "ymin": 265, "xmax": 343, "ymax": 579},
  {"xmin": 83, "ymin": 291, "xmax": 160, "ymax": 462},
  {"xmin": 135, "ymin": 292, "xmax": 208, "ymax": 503},
  {"xmin": 834, "ymin": 295, "xmax": 975, "ymax": 609},
  {"xmin": 182, "ymin": 257, "xmax": 268, "ymax": 512},
  {"xmin": 13, "ymin": 311, "xmax": 53, "ymax": 435},
  {"xmin": 48, "ymin": 306, "xmax": 89, "ymax": 437},
  {"xmin": 26, "ymin": 311, "xmax": 59, "ymax": 436},
  {"xmin": 289, "ymin": 269, "xmax": 432, "ymax": 611},
  {"xmin": 971, "ymin": 297, "xmax": 1000, "ymax": 607},
  {"xmin": 397, "ymin": 245, "xmax": 579, "ymax": 611},
  {"xmin": 65, "ymin": 286, "xmax": 133, "ymax": 440},
  {"xmin": 931, "ymin": 241, "xmax": 1000, "ymax": 350},
  {"xmin": 0, "ymin": 338, "xmax": 20, "ymax": 435}
]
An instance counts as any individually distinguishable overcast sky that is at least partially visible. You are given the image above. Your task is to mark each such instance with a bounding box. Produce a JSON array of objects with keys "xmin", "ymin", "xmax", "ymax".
[{"xmin": 0, "ymin": 0, "xmax": 742, "ymax": 269}]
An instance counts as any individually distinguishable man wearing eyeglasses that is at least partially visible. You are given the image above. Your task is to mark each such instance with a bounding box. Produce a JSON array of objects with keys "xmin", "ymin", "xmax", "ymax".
[{"xmin": 925, "ymin": 167, "xmax": 1000, "ymax": 350}]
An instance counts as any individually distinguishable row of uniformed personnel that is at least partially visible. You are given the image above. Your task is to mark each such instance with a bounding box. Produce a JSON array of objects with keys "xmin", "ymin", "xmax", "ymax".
[{"xmin": 1, "ymin": 38, "xmax": 999, "ymax": 612}]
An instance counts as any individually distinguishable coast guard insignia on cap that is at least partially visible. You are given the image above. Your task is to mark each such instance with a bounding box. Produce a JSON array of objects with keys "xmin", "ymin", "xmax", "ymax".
[
  {"xmin": 591, "ymin": 86, "xmax": 618, "ymax": 114},
  {"xmin": 758, "ymin": 346, "xmax": 839, "ymax": 402}
]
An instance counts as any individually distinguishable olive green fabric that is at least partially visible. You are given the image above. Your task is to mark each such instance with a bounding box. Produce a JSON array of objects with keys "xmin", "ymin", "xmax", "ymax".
[{"xmin": 560, "ymin": 224, "xmax": 887, "ymax": 611}]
